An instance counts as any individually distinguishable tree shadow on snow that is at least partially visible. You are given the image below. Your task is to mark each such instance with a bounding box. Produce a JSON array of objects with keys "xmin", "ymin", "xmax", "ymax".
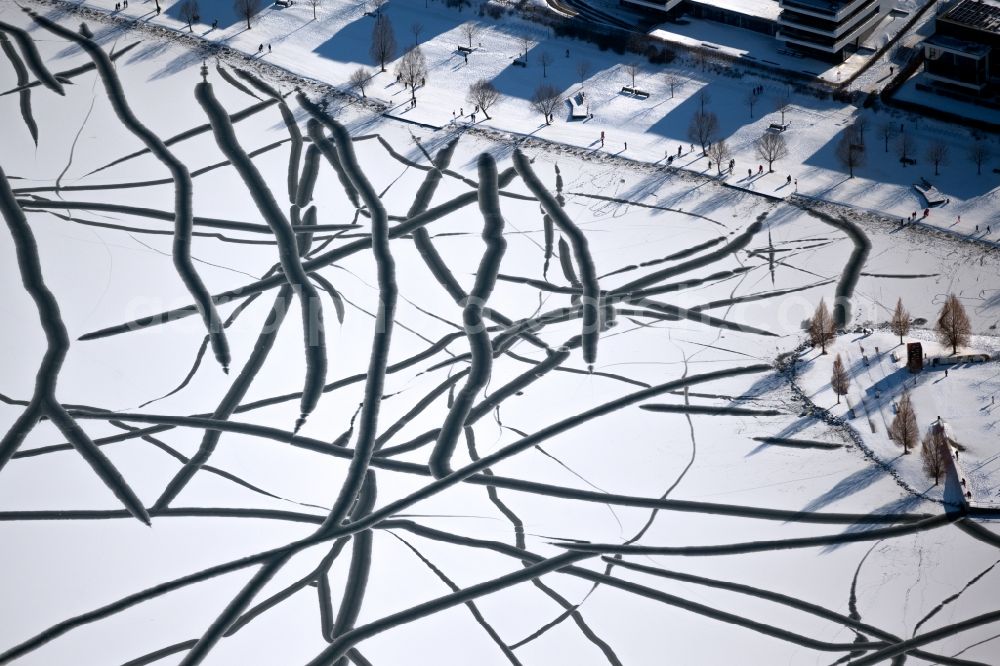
[{"xmin": 800, "ymin": 464, "xmax": 884, "ymax": 513}]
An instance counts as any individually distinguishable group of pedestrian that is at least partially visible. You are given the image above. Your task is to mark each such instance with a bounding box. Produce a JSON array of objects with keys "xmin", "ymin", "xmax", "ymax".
[
  {"xmin": 114, "ymin": 0, "xmax": 128, "ymax": 10},
  {"xmin": 257, "ymin": 44, "xmax": 272, "ymax": 54},
  {"xmin": 751, "ymin": 84, "xmax": 763, "ymax": 95}
]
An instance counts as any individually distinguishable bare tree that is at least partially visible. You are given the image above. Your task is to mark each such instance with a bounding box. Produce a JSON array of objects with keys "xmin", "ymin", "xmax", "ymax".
[
  {"xmin": 774, "ymin": 91, "xmax": 791, "ymax": 126},
  {"xmin": 663, "ymin": 73, "xmax": 682, "ymax": 99},
  {"xmin": 626, "ymin": 32, "xmax": 646, "ymax": 56},
  {"xmin": 889, "ymin": 297, "xmax": 910, "ymax": 344},
  {"xmin": 809, "ymin": 298, "xmax": 836, "ymax": 353},
  {"xmin": 836, "ymin": 126, "xmax": 866, "ymax": 178},
  {"xmin": 853, "ymin": 116, "xmax": 868, "ymax": 147},
  {"xmin": 692, "ymin": 50, "xmax": 709, "ymax": 71},
  {"xmin": 745, "ymin": 87, "xmax": 761, "ymax": 118},
  {"xmin": 624, "ymin": 61, "xmax": 640, "ymax": 89},
  {"xmin": 889, "ymin": 391, "xmax": 918, "ymax": 454},
  {"xmin": 309, "ymin": 0, "xmax": 321, "ymax": 20},
  {"xmin": 707, "ymin": 140, "xmax": 731, "ymax": 175},
  {"xmin": 687, "ymin": 110, "xmax": 718, "ymax": 156},
  {"xmin": 179, "ymin": 0, "xmax": 199, "ymax": 31},
  {"xmin": 754, "ymin": 132, "xmax": 788, "ymax": 172},
  {"xmin": 519, "ymin": 35, "xmax": 533, "ymax": 63},
  {"xmin": 531, "ymin": 83, "xmax": 561, "ymax": 124},
  {"xmin": 575, "ymin": 59, "xmax": 592, "ymax": 85},
  {"xmin": 968, "ymin": 141, "xmax": 992, "ymax": 175},
  {"xmin": 395, "ymin": 46, "xmax": 427, "ymax": 106},
  {"xmin": 921, "ymin": 422, "xmax": 950, "ymax": 485},
  {"xmin": 370, "ymin": 13, "xmax": 396, "ymax": 72},
  {"xmin": 349, "ymin": 67, "xmax": 370, "ymax": 98},
  {"xmin": 233, "ymin": 0, "xmax": 261, "ymax": 30},
  {"xmin": 878, "ymin": 121, "xmax": 897, "ymax": 153},
  {"xmin": 461, "ymin": 22, "xmax": 481, "ymax": 49},
  {"xmin": 831, "ymin": 353, "xmax": 850, "ymax": 404},
  {"xmin": 925, "ymin": 140, "xmax": 950, "ymax": 176},
  {"xmin": 539, "ymin": 50, "xmax": 553, "ymax": 78},
  {"xmin": 467, "ymin": 79, "xmax": 500, "ymax": 120},
  {"xmin": 410, "ymin": 21, "xmax": 423, "ymax": 46},
  {"xmin": 936, "ymin": 293, "xmax": 971, "ymax": 354},
  {"xmin": 896, "ymin": 133, "xmax": 916, "ymax": 166},
  {"xmin": 697, "ymin": 89, "xmax": 711, "ymax": 114}
]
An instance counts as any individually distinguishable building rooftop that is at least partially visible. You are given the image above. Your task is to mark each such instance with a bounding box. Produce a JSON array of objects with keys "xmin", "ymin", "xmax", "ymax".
[
  {"xmin": 925, "ymin": 32, "xmax": 993, "ymax": 55},
  {"xmin": 941, "ymin": 0, "xmax": 1000, "ymax": 33},
  {"xmin": 690, "ymin": 0, "xmax": 782, "ymax": 21},
  {"xmin": 780, "ymin": 0, "xmax": 863, "ymax": 13}
]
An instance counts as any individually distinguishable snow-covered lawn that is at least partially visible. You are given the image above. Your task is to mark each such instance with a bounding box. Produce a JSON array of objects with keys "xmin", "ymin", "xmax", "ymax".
[
  {"xmin": 56, "ymin": 0, "xmax": 1000, "ymax": 234},
  {"xmin": 796, "ymin": 330, "xmax": 1000, "ymax": 507}
]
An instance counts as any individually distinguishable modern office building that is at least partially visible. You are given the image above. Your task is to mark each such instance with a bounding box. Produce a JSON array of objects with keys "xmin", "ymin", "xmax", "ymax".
[
  {"xmin": 622, "ymin": 0, "xmax": 778, "ymax": 34},
  {"xmin": 621, "ymin": 0, "xmax": 890, "ymax": 60},
  {"xmin": 922, "ymin": 0, "xmax": 1000, "ymax": 96},
  {"xmin": 776, "ymin": 0, "xmax": 891, "ymax": 60}
]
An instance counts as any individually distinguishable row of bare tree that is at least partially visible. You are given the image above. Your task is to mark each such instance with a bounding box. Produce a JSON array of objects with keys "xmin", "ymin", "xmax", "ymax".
[
  {"xmin": 685, "ymin": 94, "xmax": 791, "ymax": 175},
  {"xmin": 823, "ymin": 303, "xmax": 962, "ymax": 486},
  {"xmin": 837, "ymin": 117, "xmax": 993, "ymax": 178},
  {"xmin": 810, "ymin": 294, "xmax": 970, "ymax": 355}
]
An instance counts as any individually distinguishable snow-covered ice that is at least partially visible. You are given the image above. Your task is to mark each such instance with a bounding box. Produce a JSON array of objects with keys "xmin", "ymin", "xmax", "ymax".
[{"xmin": 2, "ymin": 0, "xmax": 1000, "ymax": 664}]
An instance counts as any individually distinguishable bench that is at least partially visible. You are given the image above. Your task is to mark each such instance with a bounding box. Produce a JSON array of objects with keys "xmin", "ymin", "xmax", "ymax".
[
  {"xmin": 275, "ymin": 0, "xmax": 293, "ymax": 6},
  {"xmin": 457, "ymin": 45, "xmax": 473, "ymax": 54},
  {"xmin": 620, "ymin": 86, "xmax": 649, "ymax": 99},
  {"xmin": 569, "ymin": 92, "xmax": 587, "ymax": 119},
  {"xmin": 900, "ymin": 157, "xmax": 916, "ymax": 166},
  {"xmin": 511, "ymin": 59, "xmax": 526, "ymax": 67},
  {"xmin": 930, "ymin": 353, "xmax": 991, "ymax": 366},
  {"xmin": 768, "ymin": 123, "xmax": 787, "ymax": 132}
]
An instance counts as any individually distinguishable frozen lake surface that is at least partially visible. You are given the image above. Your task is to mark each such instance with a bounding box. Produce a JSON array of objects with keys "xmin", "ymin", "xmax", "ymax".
[{"xmin": 1, "ymin": 2, "xmax": 1000, "ymax": 664}]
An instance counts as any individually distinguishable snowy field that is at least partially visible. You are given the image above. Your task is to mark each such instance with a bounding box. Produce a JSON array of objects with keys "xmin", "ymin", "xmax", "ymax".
[{"xmin": 3, "ymin": 1, "xmax": 1000, "ymax": 664}]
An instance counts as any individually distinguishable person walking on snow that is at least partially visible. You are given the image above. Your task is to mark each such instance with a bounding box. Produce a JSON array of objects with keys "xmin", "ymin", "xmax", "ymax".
[{"xmin": 600, "ymin": 131, "xmax": 605, "ymax": 147}]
